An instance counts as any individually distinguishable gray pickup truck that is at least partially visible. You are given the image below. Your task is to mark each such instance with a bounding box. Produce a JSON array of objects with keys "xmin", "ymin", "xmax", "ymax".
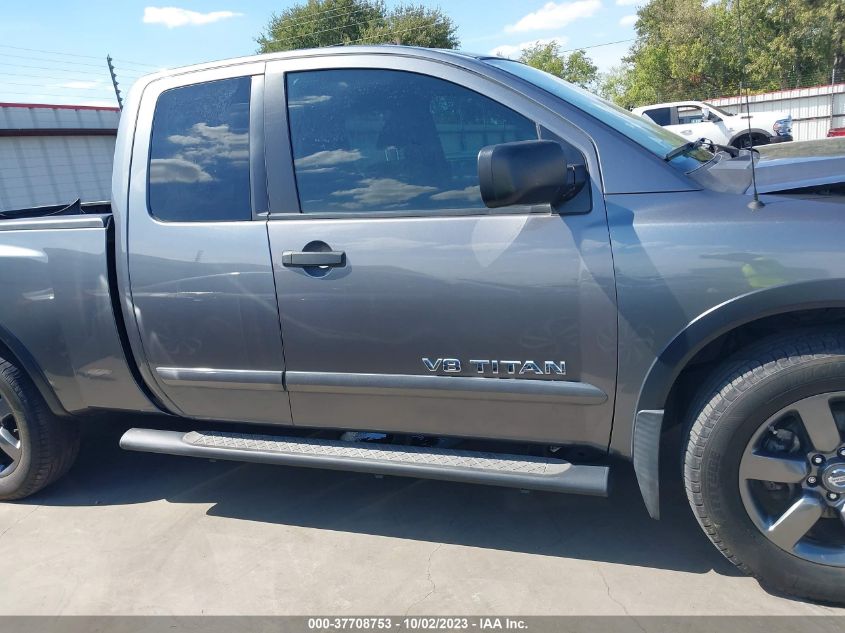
[{"xmin": 2, "ymin": 46, "xmax": 845, "ymax": 603}]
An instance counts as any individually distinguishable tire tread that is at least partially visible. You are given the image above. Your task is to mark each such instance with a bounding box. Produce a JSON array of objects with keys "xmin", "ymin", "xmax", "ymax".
[{"xmin": 0, "ymin": 358, "xmax": 79, "ymax": 500}]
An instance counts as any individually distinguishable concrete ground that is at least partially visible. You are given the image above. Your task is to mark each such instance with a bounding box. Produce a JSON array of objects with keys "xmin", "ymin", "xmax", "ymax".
[{"xmin": 0, "ymin": 419, "xmax": 843, "ymax": 616}]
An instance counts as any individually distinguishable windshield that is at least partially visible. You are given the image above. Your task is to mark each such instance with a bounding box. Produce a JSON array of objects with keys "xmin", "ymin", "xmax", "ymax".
[{"xmin": 485, "ymin": 58, "xmax": 713, "ymax": 169}]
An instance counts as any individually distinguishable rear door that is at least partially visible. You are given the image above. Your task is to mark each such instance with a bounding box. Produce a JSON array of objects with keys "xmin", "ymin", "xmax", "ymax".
[
  {"xmin": 124, "ymin": 64, "xmax": 291, "ymax": 425},
  {"xmin": 263, "ymin": 55, "xmax": 617, "ymax": 447}
]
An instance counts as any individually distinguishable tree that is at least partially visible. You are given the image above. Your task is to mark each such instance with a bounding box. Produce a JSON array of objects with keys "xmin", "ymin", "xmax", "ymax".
[
  {"xmin": 616, "ymin": 0, "xmax": 845, "ymax": 107},
  {"xmin": 519, "ymin": 42, "xmax": 598, "ymax": 90},
  {"xmin": 598, "ymin": 64, "xmax": 636, "ymax": 107},
  {"xmin": 257, "ymin": 0, "xmax": 458, "ymax": 52},
  {"xmin": 360, "ymin": 5, "xmax": 458, "ymax": 48}
]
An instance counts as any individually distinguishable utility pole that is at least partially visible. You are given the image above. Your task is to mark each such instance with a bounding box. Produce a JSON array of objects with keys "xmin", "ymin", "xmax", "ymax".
[{"xmin": 106, "ymin": 55, "xmax": 123, "ymax": 110}]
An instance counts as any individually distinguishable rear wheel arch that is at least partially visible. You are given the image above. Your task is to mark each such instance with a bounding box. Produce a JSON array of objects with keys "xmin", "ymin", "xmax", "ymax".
[
  {"xmin": 631, "ymin": 279, "xmax": 845, "ymax": 519},
  {"xmin": 0, "ymin": 324, "xmax": 68, "ymax": 418}
]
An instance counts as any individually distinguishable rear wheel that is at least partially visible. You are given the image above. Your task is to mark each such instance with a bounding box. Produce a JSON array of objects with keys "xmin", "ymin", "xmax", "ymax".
[
  {"xmin": 685, "ymin": 330, "xmax": 845, "ymax": 604},
  {"xmin": 0, "ymin": 357, "xmax": 79, "ymax": 501}
]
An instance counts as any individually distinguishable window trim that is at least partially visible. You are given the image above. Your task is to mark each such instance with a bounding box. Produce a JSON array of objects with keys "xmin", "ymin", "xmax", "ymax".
[
  {"xmin": 249, "ymin": 74, "xmax": 269, "ymax": 219},
  {"xmin": 263, "ymin": 55, "xmax": 593, "ymax": 220},
  {"xmin": 144, "ymin": 73, "xmax": 258, "ymax": 224}
]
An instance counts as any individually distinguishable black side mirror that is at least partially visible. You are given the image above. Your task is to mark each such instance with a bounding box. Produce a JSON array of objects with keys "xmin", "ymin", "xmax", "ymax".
[{"xmin": 478, "ymin": 140, "xmax": 586, "ymax": 209}]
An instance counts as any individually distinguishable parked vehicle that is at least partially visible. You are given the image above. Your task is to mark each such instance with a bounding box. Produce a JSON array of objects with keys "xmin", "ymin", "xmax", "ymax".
[
  {"xmin": 2, "ymin": 47, "xmax": 845, "ymax": 603},
  {"xmin": 632, "ymin": 100, "xmax": 793, "ymax": 148},
  {"xmin": 829, "ymin": 127, "xmax": 845, "ymax": 138}
]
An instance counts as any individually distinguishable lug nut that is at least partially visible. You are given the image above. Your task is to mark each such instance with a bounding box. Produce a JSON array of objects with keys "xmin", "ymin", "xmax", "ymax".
[
  {"xmin": 807, "ymin": 476, "xmax": 819, "ymax": 486},
  {"xmin": 828, "ymin": 492, "xmax": 840, "ymax": 502},
  {"xmin": 812, "ymin": 455, "xmax": 826, "ymax": 466}
]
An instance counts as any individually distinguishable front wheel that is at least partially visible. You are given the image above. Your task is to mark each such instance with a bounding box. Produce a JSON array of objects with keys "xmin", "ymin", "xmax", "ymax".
[
  {"xmin": 732, "ymin": 133, "xmax": 770, "ymax": 149},
  {"xmin": 685, "ymin": 330, "xmax": 845, "ymax": 604},
  {"xmin": 0, "ymin": 357, "xmax": 79, "ymax": 500}
]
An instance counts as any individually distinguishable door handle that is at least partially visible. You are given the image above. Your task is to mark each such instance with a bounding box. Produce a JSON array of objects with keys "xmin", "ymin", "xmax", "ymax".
[{"xmin": 281, "ymin": 250, "xmax": 346, "ymax": 267}]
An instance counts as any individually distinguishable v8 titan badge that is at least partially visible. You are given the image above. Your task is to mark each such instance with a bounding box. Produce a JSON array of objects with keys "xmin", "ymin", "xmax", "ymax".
[{"xmin": 422, "ymin": 357, "xmax": 566, "ymax": 376}]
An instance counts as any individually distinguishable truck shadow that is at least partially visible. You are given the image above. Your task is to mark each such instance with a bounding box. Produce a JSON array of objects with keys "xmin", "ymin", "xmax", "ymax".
[{"xmin": 23, "ymin": 418, "xmax": 739, "ymax": 577}]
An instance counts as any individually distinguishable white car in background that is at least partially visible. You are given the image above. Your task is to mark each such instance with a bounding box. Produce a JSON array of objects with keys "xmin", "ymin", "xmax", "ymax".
[{"xmin": 632, "ymin": 100, "xmax": 793, "ymax": 148}]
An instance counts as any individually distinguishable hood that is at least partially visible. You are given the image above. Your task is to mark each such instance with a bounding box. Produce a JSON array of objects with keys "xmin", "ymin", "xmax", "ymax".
[
  {"xmin": 752, "ymin": 139, "xmax": 845, "ymax": 194},
  {"xmin": 741, "ymin": 110, "xmax": 789, "ymax": 125}
]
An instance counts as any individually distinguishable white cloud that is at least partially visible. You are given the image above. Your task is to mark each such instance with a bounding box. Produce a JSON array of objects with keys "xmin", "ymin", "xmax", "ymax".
[
  {"xmin": 149, "ymin": 158, "xmax": 212, "ymax": 183},
  {"xmin": 295, "ymin": 149, "xmax": 362, "ymax": 169},
  {"xmin": 332, "ymin": 178, "xmax": 436, "ymax": 209},
  {"xmin": 143, "ymin": 6, "xmax": 242, "ymax": 28},
  {"xmin": 431, "ymin": 186, "xmax": 481, "ymax": 202},
  {"xmin": 615, "ymin": 0, "xmax": 641, "ymax": 5},
  {"xmin": 619, "ymin": 14, "xmax": 637, "ymax": 26},
  {"xmin": 490, "ymin": 37, "xmax": 569, "ymax": 59},
  {"xmin": 505, "ymin": 0, "xmax": 602, "ymax": 33}
]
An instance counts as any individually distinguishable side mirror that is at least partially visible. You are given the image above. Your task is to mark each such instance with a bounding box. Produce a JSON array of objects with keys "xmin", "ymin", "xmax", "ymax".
[{"xmin": 478, "ymin": 140, "xmax": 586, "ymax": 209}]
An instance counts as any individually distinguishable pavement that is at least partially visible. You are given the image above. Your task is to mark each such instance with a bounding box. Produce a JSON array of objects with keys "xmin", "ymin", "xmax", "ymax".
[{"xmin": 0, "ymin": 419, "xmax": 843, "ymax": 616}]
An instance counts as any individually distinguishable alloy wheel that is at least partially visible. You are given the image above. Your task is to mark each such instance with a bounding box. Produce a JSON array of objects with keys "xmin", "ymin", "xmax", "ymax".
[
  {"xmin": 0, "ymin": 393, "xmax": 21, "ymax": 477},
  {"xmin": 739, "ymin": 392, "xmax": 845, "ymax": 566}
]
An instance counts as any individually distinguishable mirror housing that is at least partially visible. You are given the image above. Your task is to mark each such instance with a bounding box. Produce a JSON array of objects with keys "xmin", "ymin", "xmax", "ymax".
[{"xmin": 478, "ymin": 140, "xmax": 586, "ymax": 209}]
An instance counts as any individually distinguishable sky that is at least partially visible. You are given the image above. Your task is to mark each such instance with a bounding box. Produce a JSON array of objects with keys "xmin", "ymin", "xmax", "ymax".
[{"xmin": 0, "ymin": 0, "xmax": 642, "ymax": 107}]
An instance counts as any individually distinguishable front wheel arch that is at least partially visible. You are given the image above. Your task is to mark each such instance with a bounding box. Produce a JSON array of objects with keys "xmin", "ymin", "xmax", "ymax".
[
  {"xmin": 729, "ymin": 129, "xmax": 771, "ymax": 148},
  {"xmin": 630, "ymin": 279, "xmax": 845, "ymax": 519}
]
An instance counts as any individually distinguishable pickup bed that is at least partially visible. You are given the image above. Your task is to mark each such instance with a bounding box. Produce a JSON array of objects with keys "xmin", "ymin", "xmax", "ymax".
[{"xmin": 2, "ymin": 46, "xmax": 845, "ymax": 603}]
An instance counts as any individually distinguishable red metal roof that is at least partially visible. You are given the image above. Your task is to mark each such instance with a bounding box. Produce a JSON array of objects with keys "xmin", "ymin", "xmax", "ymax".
[{"xmin": 0, "ymin": 101, "xmax": 120, "ymax": 112}]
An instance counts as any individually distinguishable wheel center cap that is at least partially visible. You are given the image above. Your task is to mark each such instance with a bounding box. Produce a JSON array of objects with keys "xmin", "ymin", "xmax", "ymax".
[{"xmin": 821, "ymin": 463, "xmax": 845, "ymax": 493}]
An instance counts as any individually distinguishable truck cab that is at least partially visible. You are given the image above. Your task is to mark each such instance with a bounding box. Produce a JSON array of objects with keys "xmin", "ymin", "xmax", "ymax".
[
  {"xmin": 632, "ymin": 100, "xmax": 793, "ymax": 148},
  {"xmin": 2, "ymin": 47, "xmax": 845, "ymax": 604}
]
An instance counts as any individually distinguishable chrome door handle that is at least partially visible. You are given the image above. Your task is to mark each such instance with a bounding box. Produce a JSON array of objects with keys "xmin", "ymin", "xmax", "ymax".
[{"xmin": 281, "ymin": 251, "xmax": 346, "ymax": 267}]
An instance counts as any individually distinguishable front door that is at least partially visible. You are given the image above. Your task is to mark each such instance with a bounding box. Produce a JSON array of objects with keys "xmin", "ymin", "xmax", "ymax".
[
  {"xmin": 264, "ymin": 57, "xmax": 617, "ymax": 447},
  {"xmin": 125, "ymin": 65, "xmax": 291, "ymax": 425}
]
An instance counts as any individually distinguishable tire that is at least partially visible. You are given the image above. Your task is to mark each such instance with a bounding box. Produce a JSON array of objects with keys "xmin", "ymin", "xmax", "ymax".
[
  {"xmin": 732, "ymin": 133, "xmax": 769, "ymax": 149},
  {"xmin": 0, "ymin": 357, "xmax": 80, "ymax": 501},
  {"xmin": 684, "ymin": 329, "xmax": 845, "ymax": 604}
]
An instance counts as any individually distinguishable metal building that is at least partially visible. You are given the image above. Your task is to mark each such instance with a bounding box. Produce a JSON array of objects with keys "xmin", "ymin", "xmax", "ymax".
[
  {"xmin": 709, "ymin": 83, "xmax": 845, "ymax": 141},
  {"xmin": 0, "ymin": 102, "xmax": 119, "ymax": 212}
]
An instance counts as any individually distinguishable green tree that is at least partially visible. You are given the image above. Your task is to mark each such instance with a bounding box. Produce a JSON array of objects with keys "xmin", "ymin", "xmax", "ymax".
[
  {"xmin": 598, "ymin": 64, "xmax": 636, "ymax": 107},
  {"xmin": 618, "ymin": 0, "xmax": 845, "ymax": 107},
  {"xmin": 519, "ymin": 42, "xmax": 598, "ymax": 90},
  {"xmin": 257, "ymin": 0, "xmax": 458, "ymax": 52},
  {"xmin": 360, "ymin": 5, "xmax": 458, "ymax": 48}
]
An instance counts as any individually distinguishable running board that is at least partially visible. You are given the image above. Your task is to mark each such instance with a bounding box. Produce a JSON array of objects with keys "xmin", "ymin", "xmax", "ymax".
[{"xmin": 120, "ymin": 429, "xmax": 610, "ymax": 497}]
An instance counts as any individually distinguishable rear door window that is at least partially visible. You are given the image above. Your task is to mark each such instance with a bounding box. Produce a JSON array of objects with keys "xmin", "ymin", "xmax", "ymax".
[{"xmin": 148, "ymin": 77, "xmax": 251, "ymax": 222}]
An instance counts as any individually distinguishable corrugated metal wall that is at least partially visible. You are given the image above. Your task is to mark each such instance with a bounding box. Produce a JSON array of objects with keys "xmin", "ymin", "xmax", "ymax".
[
  {"xmin": 709, "ymin": 83, "xmax": 845, "ymax": 141},
  {"xmin": 0, "ymin": 103, "xmax": 119, "ymax": 212},
  {"xmin": 0, "ymin": 135, "xmax": 116, "ymax": 211}
]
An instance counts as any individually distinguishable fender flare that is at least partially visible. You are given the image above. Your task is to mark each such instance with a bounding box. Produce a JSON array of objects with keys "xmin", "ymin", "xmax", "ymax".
[
  {"xmin": 0, "ymin": 322, "xmax": 68, "ymax": 417},
  {"xmin": 632, "ymin": 279, "xmax": 845, "ymax": 519}
]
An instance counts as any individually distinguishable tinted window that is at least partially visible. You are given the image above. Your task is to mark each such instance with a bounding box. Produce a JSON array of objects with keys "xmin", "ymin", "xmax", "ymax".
[
  {"xmin": 148, "ymin": 77, "xmax": 251, "ymax": 222},
  {"xmin": 644, "ymin": 107, "xmax": 671, "ymax": 126},
  {"xmin": 286, "ymin": 69, "xmax": 537, "ymax": 213}
]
